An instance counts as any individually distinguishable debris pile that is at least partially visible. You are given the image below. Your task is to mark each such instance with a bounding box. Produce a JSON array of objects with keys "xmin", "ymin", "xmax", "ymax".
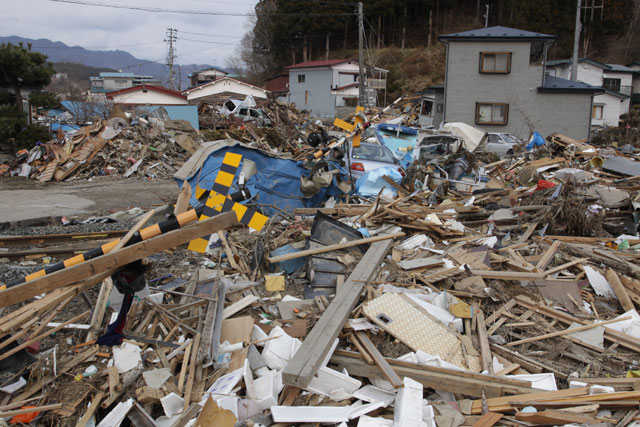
[{"xmin": 1, "ymin": 102, "xmax": 640, "ymax": 426}]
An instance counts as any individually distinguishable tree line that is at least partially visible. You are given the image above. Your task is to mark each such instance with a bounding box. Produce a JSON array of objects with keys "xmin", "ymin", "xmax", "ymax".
[{"xmin": 232, "ymin": 0, "xmax": 637, "ymax": 83}]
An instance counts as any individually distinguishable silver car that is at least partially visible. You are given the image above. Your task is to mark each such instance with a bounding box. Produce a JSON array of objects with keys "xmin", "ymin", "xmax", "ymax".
[
  {"xmin": 483, "ymin": 133, "xmax": 522, "ymax": 158},
  {"xmin": 347, "ymin": 142, "xmax": 406, "ymax": 179}
]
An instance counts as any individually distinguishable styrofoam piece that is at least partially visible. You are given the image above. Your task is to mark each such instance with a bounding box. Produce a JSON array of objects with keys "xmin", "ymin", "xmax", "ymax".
[
  {"xmin": 201, "ymin": 367, "xmax": 244, "ymax": 404},
  {"xmin": 568, "ymin": 321, "xmax": 604, "ymax": 349},
  {"xmin": 357, "ymin": 415, "xmax": 393, "ymax": 426},
  {"xmin": 216, "ymin": 395, "xmax": 239, "ymax": 418},
  {"xmin": 160, "ymin": 392, "xmax": 184, "ymax": 417},
  {"xmin": 271, "ymin": 405, "xmax": 352, "ymax": 423},
  {"xmin": 569, "ymin": 380, "xmax": 616, "ymax": 394},
  {"xmin": 143, "ymin": 368, "xmax": 171, "ymax": 389},
  {"xmin": 281, "ymin": 295, "xmax": 301, "ymax": 302},
  {"xmin": 251, "ymin": 325, "xmax": 269, "ymax": 344},
  {"xmin": 353, "ymin": 385, "xmax": 396, "ymax": 406},
  {"xmin": 507, "ymin": 373, "xmax": 557, "ymax": 391},
  {"xmin": 583, "ymin": 265, "xmax": 616, "ymax": 298},
  {"xmin": 113, "ymin": 342, "xmax": 142, "ymax": 374},
  {"xmin": 348, "ymin": 318, "xmax": 378, "ymax": 331},
  {"xmin": 395, "ymin": 234, "xmax": 433, "ymax": 251},
  {"xmin": 603, "ymin": 309, "xmax": 640, "ymax": 340},
  {"xmin": 261, "ymin": 326, "xmax": 302, "ymax": 370},
  {"xmin": 307, "ymin": 366, "xmax": 362, "ymax": 399},
  {"xmin": 415, "ymin": 350, "xmax": 465, "ymax": 372},
  {"xmin": 237, "ymin": 398, "xmax": 262, "ymax": 421},
  {"xmin": 0, "ymin": 377, "xmax": 26, "ymax": 394},
  {"xmin": 243, "ymin": 359, "xmax": 257, "ymax": 399},
  {"xmin": 97, "ymin": 398, "xmax": 134, "ymax": 427},
  {"xmin": 349, "ymin": 400, "xmax": 387, "ymax": 419},
  {"xmin": 394, "ymin": 377, "xmax": 424, "ymax": 427},
  {"xmin": 423, "ymin": 402, "xmax": 436, "ymax": 427},
  {"xmin": 410, "ymin": 294, "xmax": 463, "ymax": 332},
  {"xmin": 397, "ymin": 352, "xmax": 419, "ymax": 363},
  {"xmin": 253, "ymin": 370, "xmax": 278, "ymax": 411},
  {"xmin": 370, "ymin": 378, "xmax": 394, "ymax": 390}
]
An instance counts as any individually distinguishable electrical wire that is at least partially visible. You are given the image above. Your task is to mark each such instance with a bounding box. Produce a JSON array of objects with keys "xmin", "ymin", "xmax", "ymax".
[
  {"xmin": 30, "ymin": 41, "xmax": 165, "ymax": 49},
  {"xmin": 48, "ymin": 0, "xmax": 356, "ymax": 16}
]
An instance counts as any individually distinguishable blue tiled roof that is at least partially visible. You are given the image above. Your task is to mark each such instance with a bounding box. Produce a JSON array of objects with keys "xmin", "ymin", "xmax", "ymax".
[
  {"xmin": 539, "ymin": 76, "xmax": 604, "ymax": 94},
  {"xmin": 440, "ymin": 26, "xmax": 556, "ymax": 41},
  {"xmin": 60, "ymin": 100, "xmax": 110, "ymax": 118},
  {"xmin": 605, "ymin": 63, "xmax": 635, "ymax": 73}
]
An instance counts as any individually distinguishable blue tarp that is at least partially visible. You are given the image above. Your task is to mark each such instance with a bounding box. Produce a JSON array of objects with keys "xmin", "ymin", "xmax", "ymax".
[
  {"xmin": 60, "ymin": 100, "xmax": 110, "ymax": 119},
  {"xmin": 136, "ymin": 105, "xmax": 200, "ymax": 130},
  {"xmin": 355, "ymin": 166, "xmax": 403, "ymax": 198},
  {"xmin": 50, "ymin": 123, "xmax": 80, "ymax": 133},
  {"xmin": 177, "ymin": 144, "xmax": 348, "ymax": 217},
  {"xmin": 526, "ymin": 131, "xmax": 545, "ymax": 150},
  {"xmin": 47, "ymin": 109, "xmax": 65, "ymax": 118},
  {"xmin": 375, "ymin": 123, "xmax": 419, "ymax": 158}
]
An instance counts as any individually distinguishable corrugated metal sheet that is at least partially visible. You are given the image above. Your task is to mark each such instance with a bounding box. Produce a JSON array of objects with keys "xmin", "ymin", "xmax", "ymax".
[{"xmin": 584, "ymin": 265, "xmax": 616, "ymax": 299}]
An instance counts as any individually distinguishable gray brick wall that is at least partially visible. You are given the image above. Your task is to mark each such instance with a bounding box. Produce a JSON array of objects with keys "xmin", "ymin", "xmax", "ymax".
[{"xmin": 444, "ymin": 41, "xmax": 592, "ymax": 140}]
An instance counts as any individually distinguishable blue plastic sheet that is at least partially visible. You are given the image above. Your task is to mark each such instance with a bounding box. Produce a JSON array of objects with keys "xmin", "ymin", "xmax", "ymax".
[
  {"xmin": 177, "ymin": 145, "xmax": 349, "ymax": 217},
  {"xmin": 375, "ymin": 124, "xmax": 418, "ymax": 157},
  {"xmin": 355, "ymin": 166, "xmax": 403, "ymax": 198},
  {"xmin": 526, "ymin": 131, "xmax": 545, "ymax": 150}
]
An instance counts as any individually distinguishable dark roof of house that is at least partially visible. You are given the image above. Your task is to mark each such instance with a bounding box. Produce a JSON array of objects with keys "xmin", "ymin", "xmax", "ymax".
[
  {"xmin": 286, "ymin": 59, "xmax": 353, "ymax": 69},
  {"xmin": 439, "ymin": 26, "xmax": 556, "ymax": 42},
  {"xmin": 605, "ymin": 63, "xmax": 636, "ymax": 73},
  {"xmin": 545, "ymin": 58, "xmax": 608, "ymax": 69},
  {"xmin": 538, "ymin": 76, "xmax": 604, "ymax": 94},
  {"xmin": 105, "ymin": 85, "xmax": 187, "ymax": 99},
  {"xmin": 602, "ymin": 88, "xmax": 630, "ymax": 99},
  {"xmin": 627, "ymin": 61, "xmax": 640, "ymax": 67}
]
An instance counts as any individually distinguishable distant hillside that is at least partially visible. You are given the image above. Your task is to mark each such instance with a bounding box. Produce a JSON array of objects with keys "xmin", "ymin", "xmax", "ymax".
[{"xmin": 0, "ymin": 36, "xmax": 213, "ymax": 89}]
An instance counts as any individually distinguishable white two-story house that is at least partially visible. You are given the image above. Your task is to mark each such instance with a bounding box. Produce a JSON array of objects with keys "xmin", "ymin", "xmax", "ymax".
[
  {"xmin": 286, "ymin": 59, "xmax": 386, "ymax": 118},
  {"xmin": 546, "ymin": 58, "xmax": 632, "ymax": 127},
  {"xmin": 439, "ymin": 26, "xmax": 603, "ymax": 140}
]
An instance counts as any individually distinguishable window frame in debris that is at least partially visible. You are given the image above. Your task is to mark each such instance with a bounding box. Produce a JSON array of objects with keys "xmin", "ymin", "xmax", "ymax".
[
  {"xmin": 475, "ymin": 102, "xmax": 509, "ymax": 125},
  {"xmin": 592, "ymin": 104, "xmax": 604, "ymax": 120},
  {"xmin": 297, "ymin": 74, "xmax": 306, "ymax": 84},
  {"xmin": 529, "ymin": 42, "xmax": 545, "ymax": 65},
  {"xmin": 479, "ymin": 52, "xmax": 512, "ymax": 74}
]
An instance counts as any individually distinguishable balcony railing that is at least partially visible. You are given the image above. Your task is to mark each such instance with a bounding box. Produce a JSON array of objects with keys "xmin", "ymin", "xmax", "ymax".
[{"xmin": 368, "ymin": 78, "xmax": 387, "ymax": 89}]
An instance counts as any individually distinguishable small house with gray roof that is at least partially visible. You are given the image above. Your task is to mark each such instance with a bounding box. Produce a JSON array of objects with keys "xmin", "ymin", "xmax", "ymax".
[
  {"xmin": 546, "ymin": 58, "xmax": 632, "ymax": 127},
  {"xmin": 439, "ymin": 26, "xmax": 603, "ymax": 140}
]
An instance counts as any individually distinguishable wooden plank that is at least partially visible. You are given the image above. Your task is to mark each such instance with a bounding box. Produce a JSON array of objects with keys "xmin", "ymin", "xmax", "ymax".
[
  {"xmin": 283, "ymin": 239, "xmax": 394, "ymax": 388},
  {"xmin": 108, "ymin": 366, "xmax": 119, "ymax": 400},
  {"xmin": 177, "ymin": 340, "xmax": 193, "ymax": 392},
  {"xmin": 183, "ymin": 333, "xmax": 201, "ymax": 410},
  {"xmin": 348, "ymin": 333, "xmax": 374, "ymax": 365},
  {"xmin": 606, "ymin": 268, "xmax": 635, "ymax": 312},
  {"xmin": 470, "ymin": 270, "xmax": 542, "ymax": 280},
  {"xmin": 472, "ymin": 412, "xmax": 503, "ymax": 427},
  {"xmin": 470, "ymin": 387, "xmax": 589, "ymax": 414},
  {"xmin": 331, "ymin": 350, "xmax": 536, "ymax": 398},
  {"xmin": 536, "ymin": 240, "xmax": 562, "ymax": 270},
  {"xmin": 222, "ymin": 295, "xmax": 258, "ymax": 319},
  {"xmin": 0, "ymin": 212, "xmax": 237, "ymax": 308},
  {"xmin": 267, "ymin": 232, "xmax": 404, "ymax": 263},
  {"xmin": 476, "ymin": 310, "xmax": 493, "ymax": 374},
  {"xmin": 75, "ymin": 391, "xmax": 104, "ymax": 427},
  {"xmin": 0, "ymin": 403, "xmax": 62, "ymax": 418},
  {"xmin": 354, "ymin": 331, "xmax": 402, "ymax": 388},
  {"xmin": 505, "ymin": 316, "xmax": 629, "ymax": 347},
  {"xmin": 517, "ymin": 221, "xmax": 539, "ymax": 244},
  {"xmin": 87, "ymin": 208, "xmax": 156, "ymax": 342},
  {"xmin": 515, "ymin": 410, "xmax": 598, "ymax": 425}
]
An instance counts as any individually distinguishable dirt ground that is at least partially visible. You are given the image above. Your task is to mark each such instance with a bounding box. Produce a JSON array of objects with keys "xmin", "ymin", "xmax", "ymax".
[{"xmin": 0, "ymin": 176, "xmax": 179, "ymax": 223}]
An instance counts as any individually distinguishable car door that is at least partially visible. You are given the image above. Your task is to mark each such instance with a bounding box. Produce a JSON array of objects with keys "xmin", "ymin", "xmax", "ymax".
[{"xmin": 486, "ymin": 134, "xmax": 507, "ymax": 157}]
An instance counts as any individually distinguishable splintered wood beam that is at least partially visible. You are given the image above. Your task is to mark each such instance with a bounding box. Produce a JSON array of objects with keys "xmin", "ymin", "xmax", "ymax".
[
  {"xmin": 283, "ymin": 239, "xmax": 394, "ymax": 388},
  {"xmin": 0, "ymin": 212, "xmax": 238, "ymax": 308},
  {"xmin": 354, "ymin": 331, "xmax": 402, "ymax": 388}
]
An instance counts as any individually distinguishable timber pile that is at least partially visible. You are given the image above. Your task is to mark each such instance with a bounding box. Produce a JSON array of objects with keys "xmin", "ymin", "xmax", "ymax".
[{"xmin": 2, "ymin": 127, "xmax": 640, "ymax": 425}]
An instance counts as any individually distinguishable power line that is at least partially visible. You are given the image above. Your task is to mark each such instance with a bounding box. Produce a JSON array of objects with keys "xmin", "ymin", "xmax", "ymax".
[
  {"xmin": 48, "ymin": 0, "xmax": 356, "ymax": 16},
  {"xmin": 178, "ymin": 37, "xmax": 240, "ymax": 46},
  {"xmin": 178, "ymin": 31, "xmax": 244, "ymax": 39}
]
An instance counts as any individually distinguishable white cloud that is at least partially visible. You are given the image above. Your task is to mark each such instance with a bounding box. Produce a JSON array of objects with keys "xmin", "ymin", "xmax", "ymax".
[{"xmin": 2, "ymin": 0, "xmax": 257, "ymax": 66}]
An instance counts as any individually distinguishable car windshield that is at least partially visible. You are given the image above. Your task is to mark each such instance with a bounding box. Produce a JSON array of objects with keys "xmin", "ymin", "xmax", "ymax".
[
  {"xmin": 502, "ymin": 134, "xmax": 520, "ymax": 144},
  {"xmin": 351, "ymin": 144, "xmax": 396, "ymax": 163}
]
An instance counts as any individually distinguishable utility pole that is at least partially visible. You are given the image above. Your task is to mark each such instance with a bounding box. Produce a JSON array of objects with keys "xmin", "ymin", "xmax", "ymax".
[
  {"xmin": 571, "ymin": 0, "xmax": 582, "ymax": 81},
  {"xmin": 484, "ymin": 4, "xmax": 489, "ymax": 27},
  {"xmin": 358, "ymin": 2, "xmax": 365, "ymax": 106},
  {"xmin": 165, "ymin": 28, "xmax": 178, "ymax": 90}
]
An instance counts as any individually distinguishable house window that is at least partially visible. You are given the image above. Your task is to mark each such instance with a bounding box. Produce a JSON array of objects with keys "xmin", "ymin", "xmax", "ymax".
[
  {"xmin": 344, "ymin": 97, "xmax": 358, "ymax": 107},
  {"xmin": 476, "ymin": 103, "xmax": 509, "ymax": 125},
  {"xmin": 603, "ymin": 78, "xmax": 621, "ymax": 93},
  {"xmin": 592, "ymin": 105, "xmax": 604, "ymax": 120},
  {"xmin": 479, "ymin": 52, "xmax": 511, "ymax": 73},
  {"xmin": 530, "ymin": 42, "xmax": 544, "ymax": 65},
  {"xmin": 297, "ymin": 74, "xmax": 305, "ymax": 84}
]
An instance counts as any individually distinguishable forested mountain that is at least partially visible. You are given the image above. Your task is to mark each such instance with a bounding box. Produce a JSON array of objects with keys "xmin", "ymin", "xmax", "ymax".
[{"xmin": 235, "ymin": 0, "xmax": 640, "ymax": 91}]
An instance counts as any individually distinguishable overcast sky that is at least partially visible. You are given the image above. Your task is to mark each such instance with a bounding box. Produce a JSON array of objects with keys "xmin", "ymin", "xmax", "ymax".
[{"xmin": 2, "ymin": 0, "xmax": 259, "ymax": 66}]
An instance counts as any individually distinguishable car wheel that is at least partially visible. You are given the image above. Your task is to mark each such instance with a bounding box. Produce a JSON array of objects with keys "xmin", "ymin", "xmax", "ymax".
[{"xmin": 506, "ymin": 149, "xmax": 514, "ymax": 157}]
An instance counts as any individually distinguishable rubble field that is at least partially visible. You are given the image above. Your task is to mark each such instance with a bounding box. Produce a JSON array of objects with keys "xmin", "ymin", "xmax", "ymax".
[{"xmin": 1, "ymin": 99, "xmax": 640, "ymax": 426}]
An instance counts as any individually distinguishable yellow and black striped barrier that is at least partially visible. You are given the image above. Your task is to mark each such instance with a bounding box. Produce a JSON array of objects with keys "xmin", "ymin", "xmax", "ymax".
[{"xmin": 188, "ymin": 152, "xmax": 268, "ymax": 253}]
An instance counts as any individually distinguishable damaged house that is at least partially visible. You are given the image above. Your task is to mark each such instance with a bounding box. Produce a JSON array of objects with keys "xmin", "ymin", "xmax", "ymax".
[{"xmin": 439, "ymin": 26, "xmax": 604, "ymax": 140}]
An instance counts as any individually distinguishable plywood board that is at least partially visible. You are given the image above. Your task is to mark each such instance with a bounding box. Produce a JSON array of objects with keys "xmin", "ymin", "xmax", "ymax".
[{"xmin": 363, "ymin": 293, "xmax": 481, "ymax": 371}]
